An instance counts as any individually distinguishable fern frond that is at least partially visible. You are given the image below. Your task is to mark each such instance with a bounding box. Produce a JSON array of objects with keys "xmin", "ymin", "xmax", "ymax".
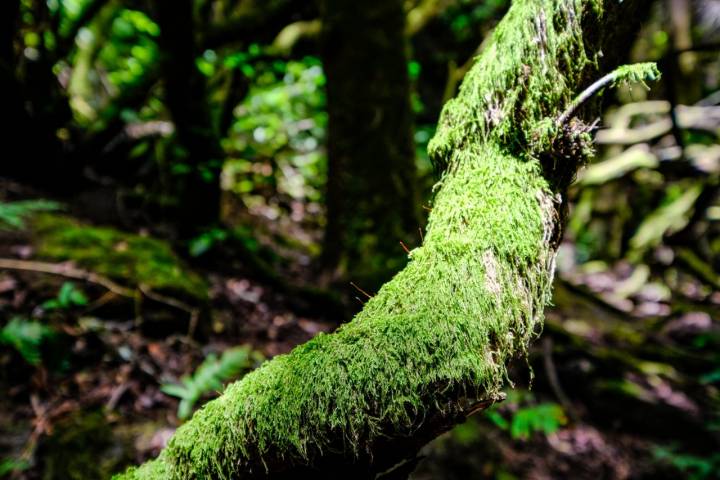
[{"xmin": 161, "ymin": 346, "xmax": 260, "ymax": 419}]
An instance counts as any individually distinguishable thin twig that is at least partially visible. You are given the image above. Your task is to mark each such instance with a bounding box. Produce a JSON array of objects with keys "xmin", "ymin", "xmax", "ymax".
[
  {"xmin": 464, "ymin": 392, "xmax": 507, "ymax": 417},
  {"xmin": 559, "ymin": 63, "xmax": 659, "ymax": 126},
  {"xmin": 0, "ymin": 258, "xmax": 199, "ymax": 322},
  {"xmin": 138, "ymin": 284, "xmax": 196, "ymax": 315},
  {"xmin": 349, "ymin": 281, "xmax": 373, "ymax": 299},
  {"xmin": 138, "ymin": 284, "xmax": 200, "ymax": 337},
  {"xmin": 542, "ymin": 337, "xmax": 580, "ymax": 423},
  {"xmin": 0, "ymin": 258, "xmax": 134, "ymax": 297}
]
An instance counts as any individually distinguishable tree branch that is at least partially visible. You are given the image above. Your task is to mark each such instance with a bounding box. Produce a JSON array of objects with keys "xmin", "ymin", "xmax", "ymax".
[{"xmin": 116, "ymin": 0, "xmax": 653, "ymax": 478}]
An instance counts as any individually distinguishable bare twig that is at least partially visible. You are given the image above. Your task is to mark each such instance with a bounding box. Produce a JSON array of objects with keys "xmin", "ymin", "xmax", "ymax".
[
  {"xmin": 558, "ymin": 63, "xmax": 660, "ymax": 125},
  {"xmin": 542, "ymin": 337, "xmax": 580, "ymax": 423},
  {"xmin": 349, "ymin": 281, "xmax": 373, "ymax": 299},
  {"xmin": 0, "ymin": 258, "xmax": 200, "ymax": 323},
  {"xmin": 0, "ymin": 258, "xmax": 134, "ymax": 297},
  {"xmin": 138, "ymin": 284, "xmax": 200, "ymax": 337}
]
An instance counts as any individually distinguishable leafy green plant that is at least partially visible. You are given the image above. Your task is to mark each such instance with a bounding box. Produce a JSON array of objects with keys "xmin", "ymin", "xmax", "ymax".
[
  {"xmin": 0, "ymin": 457, "xmax": 30, "ymax": 477},
  {"xmin": 0, "ymin": 199, "xmax": 60, "ymax": 230},
  {"xmin": 510, "ymin": 403, "xmax": 567, "ymax": 440},
  {"xmin": 41, "ymin": 282, "xmax": 89, "ymax": 311},
  {"xmin": 161, "ymin": 346, "xmax": 262, "ymax": 419},
  {"xmin": 188, "ymin": 228, "xmax": 229, "ymax": 257},
  {"xmin": 0, "ymin": 317, "xmax": 56, "ymax": 366},
  {"xmin": 653, "ymin": 446, "xmax": 720, "ymax": 480},
  {"xmin": 487, "ymin": 402, "xmax": 567, "ymax": 440}
]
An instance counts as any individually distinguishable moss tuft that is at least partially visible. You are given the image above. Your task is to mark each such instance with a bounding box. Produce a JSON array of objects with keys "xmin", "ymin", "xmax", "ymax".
[
  {"xmin": 31, "ymin": 214, "xmax": 208, "ymax": 301},
  {"xmin": 428, "ymin": 0, "xmax": 607, "ymax": 173}
]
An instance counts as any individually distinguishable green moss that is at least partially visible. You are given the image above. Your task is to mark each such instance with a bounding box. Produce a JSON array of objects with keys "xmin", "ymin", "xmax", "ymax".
[
  {"xmin": 117, "ymin": 0, "xmax": 628, "ymax": 477},
  {"xmin": 609, "ymin": 62, "xmax": 660, "ymax": 88},
  {"xmin": 117, "ymin": 145, "xmax": 555, "ymax": 478},
  {"xmin": 40, "ymin": 410, "xmax": 132, "ymax": 480},
  {"xmin": 31, "ymin": 214, "xmax": 207, "ymax": 301},
  {"xmin": 428, "ymin": 0, "xmax": 601, "ymax": 171}
]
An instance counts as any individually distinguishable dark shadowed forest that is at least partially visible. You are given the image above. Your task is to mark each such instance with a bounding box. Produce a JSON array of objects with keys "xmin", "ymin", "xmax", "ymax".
[{"xmin": 1, "ymin": 0, "xmax": 720, "ymax": 478}]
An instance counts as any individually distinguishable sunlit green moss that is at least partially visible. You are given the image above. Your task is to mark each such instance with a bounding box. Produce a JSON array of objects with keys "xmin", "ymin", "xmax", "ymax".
[
  {"xmin": 119, "ymin": 145, "xmax": 554, "ymax": 479},
  {"xmin": 428, "ymin": 0, "xmax": 600, "ymax": 169},
  {"xmin": 116, "ymin": 0, "xmax": 627, "ymax": 476},
  {"xmin": 32, "ymin": 214, "xmax": 208, "ymax": 301}
]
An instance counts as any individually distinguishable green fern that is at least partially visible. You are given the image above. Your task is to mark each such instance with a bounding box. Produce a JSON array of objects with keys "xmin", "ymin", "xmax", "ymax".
[
  {"xmin": 42, "ymin": 282, "xmax": 89, "ymax": 311},
  {"xmin": 487, "ymin": 402, "xmax": 567, "ymax": 440},
  {"xmin": 510, "ymin": 403, "xmax": 567, "ymax": 440},
  {"xmin": 654, "ymin": 446, "xmax": 720, "ymax": 480},
  {"xmin": 0, "ymin": 457, "xmax": 30, "ymax": 477},
  {"xmin": 0, "ymin": 199, "xmax": 60, "ymax": 230},
  {"xmin": 161, "ymin": 346, "xmax": 261, "ymax": 419},
  {"xmin": 0, "ymin": 317, "xmax": 56, "ymax": 366}
]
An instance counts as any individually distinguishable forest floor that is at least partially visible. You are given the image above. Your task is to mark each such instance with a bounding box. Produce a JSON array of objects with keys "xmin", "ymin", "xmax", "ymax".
[{"xmin": 0, "ymin": 187, "xmax": 719, "ymax": 479}]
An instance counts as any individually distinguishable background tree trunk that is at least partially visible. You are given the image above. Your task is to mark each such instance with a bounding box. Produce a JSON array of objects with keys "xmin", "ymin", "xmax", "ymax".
[
  {"xmin": 319, "ymin": 0, "xmax": 421, "ymax": 287},
  {"xmin": 0, "ymin": 0, "xmax": 72, "ymax": 187},
  {"xmin": 155, "ymin": 0, "xmax": 224, "ymax": 232},
  {"xmin": 116, "ymin": 0, "xmax": 653, "ymax": 478},
  {"xmin": 0, "ymin": 0, "xmax": 27, "ymax": 177}
]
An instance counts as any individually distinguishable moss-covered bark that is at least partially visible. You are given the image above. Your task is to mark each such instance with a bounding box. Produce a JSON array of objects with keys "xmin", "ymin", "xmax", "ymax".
[{"xmin": 116, "ymin": 0, "xmax": 651, "ymax": 477}]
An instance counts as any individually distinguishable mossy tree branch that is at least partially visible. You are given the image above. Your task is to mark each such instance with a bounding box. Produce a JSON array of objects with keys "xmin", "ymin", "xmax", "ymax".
[{"xmin": 117, "ymin": 0, "xmax": 653, "ymax": 478}]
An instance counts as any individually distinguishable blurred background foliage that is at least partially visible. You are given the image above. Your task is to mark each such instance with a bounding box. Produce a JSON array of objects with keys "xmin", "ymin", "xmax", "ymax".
[{"xmin": 1, "ymin": 0, "xmax": 720, "ymax": 478}]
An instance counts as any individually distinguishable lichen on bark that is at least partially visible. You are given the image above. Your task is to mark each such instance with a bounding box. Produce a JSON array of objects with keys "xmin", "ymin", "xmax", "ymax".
[{"xmin": 116, "ymin": 0, "xmax": 652, "ymax": 477}]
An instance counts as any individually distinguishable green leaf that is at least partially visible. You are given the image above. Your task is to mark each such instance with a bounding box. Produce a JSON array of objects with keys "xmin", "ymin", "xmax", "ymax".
[
  {"xmin": 44, "ymin": 282, "xmax": 88, "ymax": 310},
  {"xmin": 160, "ymin": 384, "xmax": 190, "ymax": 398},
  {"xmin": 630, "ymin": 183, "xmax": 702, "ymax": 255},
  {"xmin": 509, "ymin": 403, "xmax": 567, "ymax": 440},
  {"xmin": 0, "ymin": 457, "xmax": 30, "ymax": 476},
  {"xmin": 0, "ymin": 200, "xmax": 60, "ymax": 230},
  {"xmin": 160, "ymin": 346, "xmax": 261, "ymax": 419},
  {"xmin": 700, "ymin": 368, "xmax": 720, "ymax": 384},
  {"xmin": 486, "ymin": 409, "xmax": 510, "ymax": 430},
  {"xmin": 0, "ymin": 317, "xmax": 56, "ymax": 366}
]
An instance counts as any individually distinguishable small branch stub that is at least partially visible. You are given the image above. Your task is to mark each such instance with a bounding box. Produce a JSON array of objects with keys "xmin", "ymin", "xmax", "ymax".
[{"xmin": 557, "ymin": 62, "xmax": 661, "ymax": 125}]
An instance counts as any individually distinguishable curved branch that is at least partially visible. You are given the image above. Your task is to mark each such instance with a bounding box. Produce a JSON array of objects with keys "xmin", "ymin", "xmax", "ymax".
[
  {"xmin": 116, "ymin": 0, "xmax": 652, "ymax": 478},
  {"xmin": 557, "ymin": 63, "xmax": 660, "ymax": 125}
]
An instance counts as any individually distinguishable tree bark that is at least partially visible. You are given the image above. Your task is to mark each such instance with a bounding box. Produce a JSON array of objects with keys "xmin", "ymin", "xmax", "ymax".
[
  {"xmin": 116, "ymin": 0, "xmax": 652, "ymax": 478},
  {"xmin": 319, "ymin": 0, "xmax": 421, "ymax": 287},
  {"xmin": 155, "ymin": 0, "xmax": 224, "ymax": 231}
]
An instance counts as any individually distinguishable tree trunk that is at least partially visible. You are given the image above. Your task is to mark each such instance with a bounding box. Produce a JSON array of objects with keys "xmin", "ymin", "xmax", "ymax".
[
  {"xmin": 0, "ymin": 0, "xmax": 98, "ymax": 191},
  {"xmin": 0, "ymin": 0, "xmax": 72, "ymax": 187},
  {"xmin": 116, "ymin": 0, "xmax": 652, "ymax": 478},
  {"xmin": 155, "ymin": 0, "xmax": 224, "ymax": 231},
  {"xmin": 319, "ymin": 0, "xmax": 421, "ymax": 287},
  {"xmin": 0, "ymin": 0, "xmax": 27, "ymax": 175}
]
